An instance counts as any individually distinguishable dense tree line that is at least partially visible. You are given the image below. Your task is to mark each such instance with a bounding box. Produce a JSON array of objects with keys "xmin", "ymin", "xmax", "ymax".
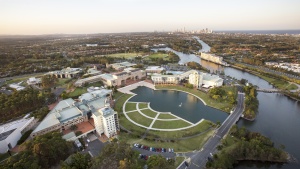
[
  {"xmin": 206, "ymin": 126, "xmax": 287, "ymax": 168},
  {"xmin": 91, "ymin": 141, "xmax": 175, "ymax": 169},
  {"xmin": 243, "ymin": 85, "xmax": 259, "ymax": 120},
  {"xmin": 1, "ymin": 132, "xmax": 72, "ymax": 169},
  {"xmin": 186, "ymin": 62, "xmax": 209, "ymax": 72},
  {"xmin": 0, "ymin": 88, "xmax": 46, "ymax": 123},
  {"xmin": 208, "ymin": 87, "xmax": 236, "ymax": 105}
]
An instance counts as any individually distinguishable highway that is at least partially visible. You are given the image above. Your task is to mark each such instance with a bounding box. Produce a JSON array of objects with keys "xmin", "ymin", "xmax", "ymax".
[{"xmin": 177, "ymin": 92, "xmax": 245, "ymax": 169}]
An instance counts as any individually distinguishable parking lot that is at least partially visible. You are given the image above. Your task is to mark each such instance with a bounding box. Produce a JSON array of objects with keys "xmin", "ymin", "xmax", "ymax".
[{"xmin": 132, "ymin": 144, "xmax": 176, "ymax": 159}]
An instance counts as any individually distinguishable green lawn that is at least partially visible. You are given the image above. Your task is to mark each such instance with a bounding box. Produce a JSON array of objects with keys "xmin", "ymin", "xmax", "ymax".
[
  {"xmin": 141, "ymin": 109, "xmax": 157, "ymax": 118},
  {"xmin": 106, "ymin": 53, "xmax": 144, "ymax": 59},
  {"xmin": 157, "ymin": 113, "xmax": 177, "ymax": 119},
  {"xmin": 238, "ymin": 69, "xmax": 298, "ymax": 91},
  {"xmin": 55, "ymin": 78, "xmax": 71, "ymax": 87},
  {"xmin": 125, "ymin": 102, "xmax": 137, "ymax": 112},
  {"xmin": 155, "ymin": 85, "xmax": 234, "ymax": 113},
  {"xmin": 121, "ymin": 129, "xmax": 215, "ymax": 152},
  {"xmin": 127, "ymin": 111, "xmax": 153, "ymax": 127},
  {"xmin": 175, "ymin": 157, "xmax": 185, "ymax": 168},
  {"xmin": 144, "ymin": 53, "xmax": 169, "ymax": 60},
  {"xmin": 68, "ymin": 87, "xmax": 87, "ymax": 98},
  {"xmin": 152, "ymin": 119, "xmax": 191, "ymax": 129},
  {"xmin": 147, "ymin": 120, "xmax": 213, "ymax": 139},
  {"xmin": 114, "ymin": 94, "xmax": 133, "ymax": 113},
  {"xmin": 119, "ymin": 114, "xmax": 147, "ymax": 134},
  {"xmin": 138, "ymin": 103, "xmax": 148, "ymax": 109},
  {"xmin": 113, "ymin": 91, "xmax": 124, "ymax": 100}
]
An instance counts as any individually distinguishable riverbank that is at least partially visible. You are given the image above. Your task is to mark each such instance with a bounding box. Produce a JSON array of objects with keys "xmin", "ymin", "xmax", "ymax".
[
  {"xmin": 155, "ymin": 84, "xmax": 236, "ymax": 113},
  {"xmin": 206, "ymin": 126, "xmax": 288, "ymax": 168},
  {"xmin": 229, "ymin": 64, "xmax": 300, "ymax": 101}
]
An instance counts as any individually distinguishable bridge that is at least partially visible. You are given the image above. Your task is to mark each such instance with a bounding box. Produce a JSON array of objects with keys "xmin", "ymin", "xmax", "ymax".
[
  {"xmin": 177, "ymin": 92, "xmax": 245, "ymax": 169},
  {"xmin": 256, "ymin": 88, "xmax": 281, "ymax": 93}
]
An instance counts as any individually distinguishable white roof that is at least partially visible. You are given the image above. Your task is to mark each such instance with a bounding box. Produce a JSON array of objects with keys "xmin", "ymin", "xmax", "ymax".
[
  {"xmin": 146, "ymin": 66, "xmax": 165, "ymax": 71},
  {"xmin": 0, "ymin": 117, "xmax": 34, "ymax": 141},
  {"xmin": 32, "ymin": 98, "xmax": 78, "ymax": 133}
]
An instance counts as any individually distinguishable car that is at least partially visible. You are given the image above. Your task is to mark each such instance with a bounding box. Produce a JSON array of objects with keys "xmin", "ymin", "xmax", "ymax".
[
  {"xmin": 87, "ymin": 139, "xmax": 90, "ymax": 143},
  {"xmin": 169, "ymin": 148, "xmax": 171, "ymax": 153},
  {"xmin": 171, "ymin": 148, "xmax": 174, "ymax": 153}
]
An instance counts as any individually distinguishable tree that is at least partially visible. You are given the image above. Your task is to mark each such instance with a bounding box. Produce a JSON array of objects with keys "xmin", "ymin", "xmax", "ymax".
[
  {"xmin": 41, "ymin": 75, "xmax": 57, "ymax": 88},
  {"xmin": 61, "ymin": 153, "xmax": 91, "ymax": 169},
  {"xmin": 2, "ymin": 132, "xmax": 71, "ymax": 169},
  {"xmin": 70, "ymin": 124, "xmax": 78, "ymax": 131},
  {"xmin": 91, "ymin": 141, "xmax": 142, "ymax": 169},
  {"xmin": 146, "ymin": 155, "xmax": 174, "ymax": 169}
]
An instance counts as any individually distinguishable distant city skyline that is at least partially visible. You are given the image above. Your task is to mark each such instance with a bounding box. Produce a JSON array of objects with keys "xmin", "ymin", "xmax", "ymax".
[{"xmin": 0, "ymin": 0, "xmax": 299, "ymax": 35}]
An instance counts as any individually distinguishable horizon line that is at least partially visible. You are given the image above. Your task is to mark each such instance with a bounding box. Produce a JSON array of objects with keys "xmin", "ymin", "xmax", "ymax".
[{"xmin": 1, "ymin": 29, "xmax": 300, "ymax": 36}]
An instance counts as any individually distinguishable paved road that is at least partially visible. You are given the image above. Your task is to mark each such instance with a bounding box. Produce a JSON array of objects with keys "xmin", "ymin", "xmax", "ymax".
[{"xmin": 178, "ymin": 92, "xmax": 245, "ymax": 169}]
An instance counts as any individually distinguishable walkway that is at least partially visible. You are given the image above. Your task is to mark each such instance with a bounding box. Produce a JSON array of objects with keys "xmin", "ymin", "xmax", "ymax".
[
  {"xmin": 117, "ymin": 81, "xmax": 155, "ymax": 94},
  {"xmin": 122, "ymin": 96, "xmax": 205, "ymax": 131}
]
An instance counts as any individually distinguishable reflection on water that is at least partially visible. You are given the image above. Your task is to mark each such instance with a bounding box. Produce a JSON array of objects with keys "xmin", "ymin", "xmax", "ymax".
[
  {"xmin": 129, "ymin": 86, "xmax": 228, "ymax": 124},
  {"xmin": 153, "ymin": 39, "xmax": 300, "ymax": 169}
]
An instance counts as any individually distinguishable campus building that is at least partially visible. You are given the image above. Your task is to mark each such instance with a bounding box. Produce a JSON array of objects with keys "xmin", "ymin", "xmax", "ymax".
[
  {"xmin": 46, "ymin": 67, "xmax": 83, "ymax": 78},
  {"xmin": 0, "ymin": 117, "xmax": 35, "ymax": 153},
  {"xmin": 151, "ymin": 70, "xmax": 223, "ymax": 88},
  {"xmin": 30, "ymin": 89, "xmax": 119, "ymax": 139},
  {"xmin": 107, "ymin": 62, "xmax": 136, "ymax": 71},
  {"xmin": 27, "ymin": 77, "xmax": 41, "ymax": 85},
  {"xmin": 145, "ymin": 66, "xmax": 165, "ymax": 74},
  {"xmin": 200, "ymin": 53, "xmax": 229, "ymax": 66},
  {"xmin": 74, "ymin": 68, "xmax": 146, "ymax": 87}
]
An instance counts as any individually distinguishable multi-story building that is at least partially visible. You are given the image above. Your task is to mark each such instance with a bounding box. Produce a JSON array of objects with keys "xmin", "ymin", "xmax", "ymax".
[
  {"xmin": 200, "ymin": 53, "xmax": 229, "ymax": 66},
  {"xmin": 151, "ymin": 70, "xmax": 223, "ymax": 88},
  {"xmin": 46, "ymin": 67, "xmax": 83, "ymax": 78},
  {"xmin": 30, "ymin": 89, "xmax": 119, "ymax": 139},
  {"xmin": 145, "ymin": 66, "xmax": 165, "ymax": 74},
  {"xmin": 74, "ymin": 68, "xmax": 146, "ymax": 87},
  {"xmin": 189, "ymin": 71, "xmax": 223, "ymax": 88},
  {"xmin": 107, "ymin": 62, "xmax": 136, "ymax": 71}
]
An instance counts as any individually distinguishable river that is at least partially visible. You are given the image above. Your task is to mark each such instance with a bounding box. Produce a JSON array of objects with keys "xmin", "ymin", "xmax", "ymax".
[{"xmin": 153, "ymin": 39, "xmax": 300, "ymax": 169}]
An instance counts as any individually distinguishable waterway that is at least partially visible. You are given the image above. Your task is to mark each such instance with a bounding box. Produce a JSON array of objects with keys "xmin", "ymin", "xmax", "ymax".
[
  {"xmin": 152, "ymin": 39, "xmax": 300, "ymax": 169},
  {"xmin": 129, "ymin": 86, "xmax": 228, "ymax": 124}
]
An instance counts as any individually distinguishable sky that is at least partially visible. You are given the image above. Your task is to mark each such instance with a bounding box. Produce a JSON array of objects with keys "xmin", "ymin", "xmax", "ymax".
[{"xmin": 0, "ymin": 0, "xmax": 299, "ymax": 35}]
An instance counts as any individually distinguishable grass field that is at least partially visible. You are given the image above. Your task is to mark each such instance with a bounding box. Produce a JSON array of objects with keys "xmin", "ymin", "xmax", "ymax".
[
  {"xmin": 156, "ymin": 85, "xmax": 234, "ymax": 113},
  {"xmin": 106, "ymin": 53, "xmax": 144, "ymax": 59},
  {"xmin": 147, "ymin": 120, "xmax": 213, "ymax": 139},
  {"xmin": 141, "ymin": 109, "xmax": 157, "ymax": 118},
  {"xmin": 125, "ymin": 102, "xmax": 137, "ymax": 112},
  {"xmin": 152, "ymin": 119, "xmax": 190, "ymax": 129},
  {"xmin": 138, "ymin": 103, "xmax": 148, "ymax": 109},
  {"xmin": 144, "ymin": 53, "xmax": 169, "ymax": 60},
  {"xmin": 255, "ymin": 73, "xmax": 298, "ymax": 90},
  {"xmin": 127, "ymin": 111, "xmax": 153, "ymax": 127},
  {"xmin": 67, "ymin": 87, "xmax": 87, "ymax": 98},
  {"xmin": 175, "ymin": 157, "xmax": 185, "ymax": 168},
  {"xmin": 114, "ymin": 94, "xmax": 133, "ymax": 112},
  {"xmin": 157, "ymin": 113, "xmax": 177, "ymax": 119},
  {"xmin": 119, "ymin": 114, "xmax": 147, "ymax": 134},
  {"xmin": 120, "ymin": 129, "xmax": 215, "ymax": 152}
]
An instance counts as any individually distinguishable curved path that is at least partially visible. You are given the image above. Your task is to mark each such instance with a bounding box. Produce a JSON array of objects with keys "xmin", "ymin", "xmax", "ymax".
[{"xmin": 122, "ymin": 96, "xmax": 205, "ymax": 131}]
